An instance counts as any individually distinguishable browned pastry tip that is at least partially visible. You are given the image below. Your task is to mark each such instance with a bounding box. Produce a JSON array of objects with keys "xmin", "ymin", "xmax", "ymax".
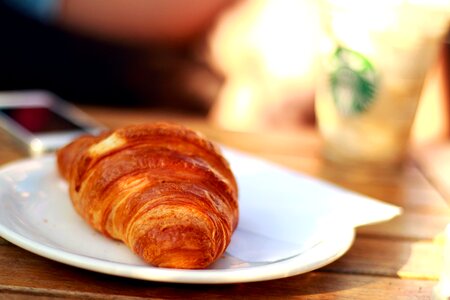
[{"xmin": 57, "ymin": 122, "xmax": 238, "ymax": 269}]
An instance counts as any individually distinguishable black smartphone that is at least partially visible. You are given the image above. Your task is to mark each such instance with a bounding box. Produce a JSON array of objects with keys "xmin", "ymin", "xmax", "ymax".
[{"xmin": 0, "ymin": 90, "xmax": 105, "ymax": 155}]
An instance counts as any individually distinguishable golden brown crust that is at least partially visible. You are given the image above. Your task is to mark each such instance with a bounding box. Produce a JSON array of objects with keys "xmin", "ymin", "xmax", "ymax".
[{"xmin": 56, "ymin": 122, "xmax": 238, "ymax": 269}]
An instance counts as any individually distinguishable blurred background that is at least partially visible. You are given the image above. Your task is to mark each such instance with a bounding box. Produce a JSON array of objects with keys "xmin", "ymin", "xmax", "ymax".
[
  {"xmin": 0, "ymin": 0, "xmax": 448, "ymax": 145},
  {"xmin": 0, "ymin": 0, "xmax": 234, "ymax": 113}
]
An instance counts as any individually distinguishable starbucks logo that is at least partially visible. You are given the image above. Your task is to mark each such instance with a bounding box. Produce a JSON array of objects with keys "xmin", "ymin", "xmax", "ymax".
[{"xmin": 329, "ymin": 47, "xmax": 378, "ymax": 115}]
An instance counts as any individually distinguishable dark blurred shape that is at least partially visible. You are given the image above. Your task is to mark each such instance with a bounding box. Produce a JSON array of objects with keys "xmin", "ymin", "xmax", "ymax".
[{"xmin": 0, "ymin": 2, "xmax": 221, "ymax": 114}]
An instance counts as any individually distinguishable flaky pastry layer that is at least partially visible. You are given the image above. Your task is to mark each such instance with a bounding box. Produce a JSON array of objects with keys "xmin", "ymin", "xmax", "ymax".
[{"xmin": 57, "ymin": 122, "xmax": 238, "ymax": 269}]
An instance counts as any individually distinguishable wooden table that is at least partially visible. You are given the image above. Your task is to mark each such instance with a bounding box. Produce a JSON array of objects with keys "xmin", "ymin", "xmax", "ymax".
[{"xmin": 0, "ymin": 107, "xmax": 449, "ymax": 299}]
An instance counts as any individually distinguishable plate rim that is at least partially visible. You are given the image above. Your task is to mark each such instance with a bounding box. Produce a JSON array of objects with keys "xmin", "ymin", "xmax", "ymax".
[{"xmin": 0, "ymin": 155, "xmax": 355, "ymax": 284}]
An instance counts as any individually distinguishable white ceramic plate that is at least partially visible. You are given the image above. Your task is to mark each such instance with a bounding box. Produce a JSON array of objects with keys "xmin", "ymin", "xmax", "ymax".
[{"xmin": 0, "ymin": 150, "xmax": 371, "ymax": 284}]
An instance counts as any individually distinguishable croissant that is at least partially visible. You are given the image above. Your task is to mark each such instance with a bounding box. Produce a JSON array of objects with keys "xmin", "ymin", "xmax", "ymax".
[{"xmin": 56, "ymin": 122, "xmax": 238, "ymax": 269}]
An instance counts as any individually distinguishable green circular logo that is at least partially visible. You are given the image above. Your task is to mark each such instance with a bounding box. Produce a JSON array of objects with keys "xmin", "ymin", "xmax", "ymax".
[{"xmin": 329, "ymin": 47, "xmax": 378, "ymax": 116}]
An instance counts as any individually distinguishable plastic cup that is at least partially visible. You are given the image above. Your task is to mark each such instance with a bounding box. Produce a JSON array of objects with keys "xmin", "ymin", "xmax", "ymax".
[{"xmin": 315, "ymin": 0, "xmax": 449, "ymax": 172}]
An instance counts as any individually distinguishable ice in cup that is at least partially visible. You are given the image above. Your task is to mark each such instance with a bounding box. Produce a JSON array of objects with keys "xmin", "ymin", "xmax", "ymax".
[{"xmin": 315, "ymin": 0, "xmax": 450, "ymax": 170}]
